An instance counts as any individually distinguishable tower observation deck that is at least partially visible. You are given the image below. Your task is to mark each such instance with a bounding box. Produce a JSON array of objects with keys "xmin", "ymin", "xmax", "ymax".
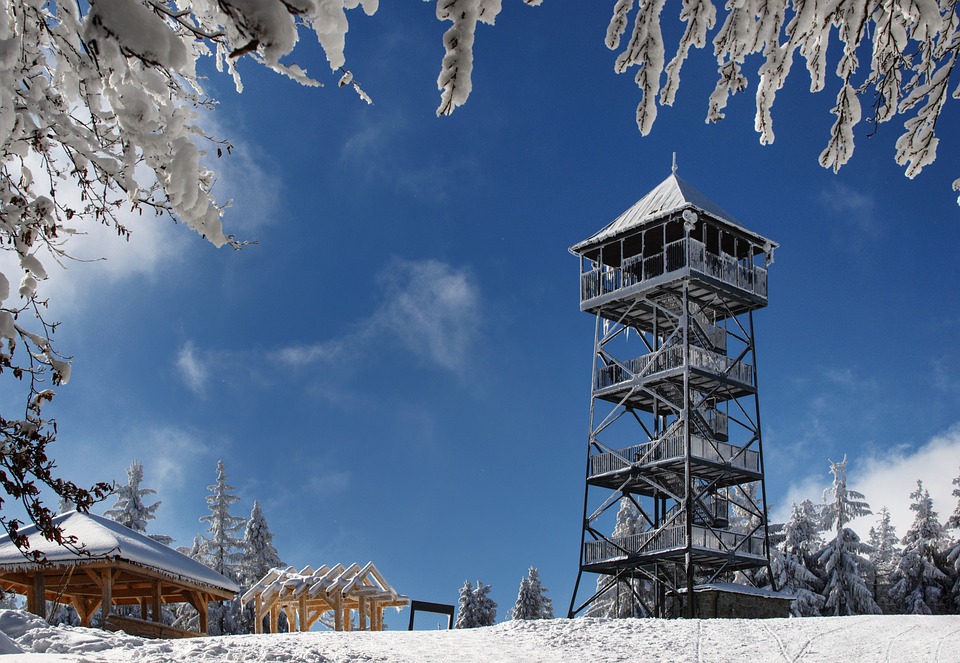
[{"xmin": 567, "ymin": 173, "xmax": 778, "ymax": 619}]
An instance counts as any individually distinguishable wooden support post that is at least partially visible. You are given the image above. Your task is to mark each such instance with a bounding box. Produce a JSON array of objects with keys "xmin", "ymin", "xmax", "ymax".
[
  {"xmin": 270, "ymin": 605, "xmax": 279, "ymax": 634},
  {"xmin": 151, "ymin": 581, "xmax": 162, "ymax": 623},
  {"xmin": 333, "ymin": 597, "xmax": 343, "ymax": 631},
  {"xmin": 30, "ymin": 572, "xmax": 45, "ymax": 621},
  {"xmin": 100, "ymin": 569, "xmax": 113, "ymax": 624},
  {"xmin": 196, "ymin": 595, "xmax": 208, "ymax": 635},
  {"xmin": 298, "ymin": 594, "xmax": 308, "ymax": 632},
  {"xmin": 140, "ymin": 598, "xmax": 149, "ymax": 621},
  {"xmin": 358, "ymin": 597, "xmax": 366, "ymax": 631},
  {"xmin": 254, "ymin": 595, "xmax": 263, "ymax": 634},
  {"xmin": 342, "ymin": 604, "xmax": 351, "ymax": 632}
]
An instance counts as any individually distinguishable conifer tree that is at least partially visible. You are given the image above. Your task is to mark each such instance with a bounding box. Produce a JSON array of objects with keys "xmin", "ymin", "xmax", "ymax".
[
  {"xmin": 104, "ymin": 461, "xmax": 173, "ymax": 545},
  {"xmin": 474, "ymin": 581, "xmax": 498, "ymax": 627},
  {"xmin": 889, "ymin": 480, "xmax": 950, "ymax": 614},
  {"xmin": 455, "ymin": 580, "xmax": 497, "ymax": 628},
  {"xmin": 946, "ymin": 469, "xmax": 960, "ymax": 613},
  {"xmin": 776, "ymin": 500, "xmax": 825, "ymax": 617},
  {"xmin": 238, "ymin": 501, "xmax": 283, "ymax": 633},
  {"xmin": 199, "ymin": 460, "xmax": 246, "ymax": 635},
  {"xmin": 817, "ymin": 457, "xmax": 880, "ymax": 615},
  {"xmin": 455, "ymin": 580, "xmax": 477, "ymax": 629},
  {"xmin": 510, "ymin": 567, "xmax": 553, "ymax": 620},
  {"xmin": 239, "ymin": 501, "xmax": 283, "ymax": 588},
  {"xmin": 867, "ymin": 507, "xmax": 900, "ymax": 614}
]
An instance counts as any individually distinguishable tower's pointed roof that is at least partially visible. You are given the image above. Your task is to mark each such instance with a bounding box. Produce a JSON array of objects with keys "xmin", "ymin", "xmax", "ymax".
[{"xmin": 570, "ymin": 173, "xmax": 748, "ymax": 255}]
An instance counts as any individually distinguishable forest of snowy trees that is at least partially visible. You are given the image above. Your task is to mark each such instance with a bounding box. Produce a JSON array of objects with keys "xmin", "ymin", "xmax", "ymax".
[{"xmin": 590, "ymin": 458, "xmax": 960, "ymax": 619}]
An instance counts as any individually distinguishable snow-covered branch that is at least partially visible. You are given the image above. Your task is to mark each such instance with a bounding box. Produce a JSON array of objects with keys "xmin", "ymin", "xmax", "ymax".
[{"xmin": 608, "ymin": 0, "xmax": 960, "ymax": 200}]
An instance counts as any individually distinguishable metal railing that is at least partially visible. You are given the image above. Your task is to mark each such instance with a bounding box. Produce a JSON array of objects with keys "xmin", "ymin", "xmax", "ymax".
[
  {"xmin": 584, "ymin": 525, "xmax": 765, "ymax": 565},
  {"xmin": 589, "ymin": 433, "xmax": 759, "ymax": 477},
  {"xmin": 580, "ymin": 237, "xmax": 768, "ymax": 302},
  {"xmin": 595, "ymin": 345, "xmax": 754, "ymax": 391}
]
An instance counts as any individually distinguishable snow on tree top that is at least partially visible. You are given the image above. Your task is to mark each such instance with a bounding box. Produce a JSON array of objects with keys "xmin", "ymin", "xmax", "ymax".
[
  {"xmin": 570, "ymin": 173, "xmax": 776, "ymax": 255},
  {"xmin": 0, "ymin": 512, "xmax": 239, "ymax": 593}
]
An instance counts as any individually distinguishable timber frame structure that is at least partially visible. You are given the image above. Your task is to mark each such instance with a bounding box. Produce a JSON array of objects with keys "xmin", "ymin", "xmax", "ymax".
[
  {"xmin": 567, "ymin": 173, "xmax": 777, "ymax": 619},
  {"xmin": 241, "ymin": 562, "xmax": 409, "ymax": 632},
  {"xmin": 0, "ymin": 512, "xmax": 237, "ymax": 638}
]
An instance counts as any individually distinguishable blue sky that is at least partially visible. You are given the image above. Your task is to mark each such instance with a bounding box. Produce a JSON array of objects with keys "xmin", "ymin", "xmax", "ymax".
[{"xmin": 9, "ymin": 1, "xmax": 960, "ymax": 626}]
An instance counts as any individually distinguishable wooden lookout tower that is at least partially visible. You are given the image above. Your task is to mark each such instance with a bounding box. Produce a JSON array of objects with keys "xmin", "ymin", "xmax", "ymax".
[{"xmin": 567, "ymin": 172, "xmax": 777, "ymax": 618}]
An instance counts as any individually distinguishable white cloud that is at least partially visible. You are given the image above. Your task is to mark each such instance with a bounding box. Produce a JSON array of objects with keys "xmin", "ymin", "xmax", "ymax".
[
  {"xmin": 818, "ymin": 182, "xmax": 881, "ymax": 240},
  {"xmin": 271, "ymin": 258, "xmax": 482, "ymax": 377},
  {"xmin": 372, "ymin": 258, "xmax": 481, "ymax": 377},
  {"xmin": 774, "ymin": 423, "xmax": 960, "ymax": 539},
  {"xmin": 176, "ymin": 341, "xmax": 210, "ymax": 396}
]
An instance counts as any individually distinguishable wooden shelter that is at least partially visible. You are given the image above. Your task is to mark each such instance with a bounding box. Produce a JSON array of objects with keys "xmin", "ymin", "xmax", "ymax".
[
  {"xmin": 241, "ymin": 562, "xmax": 409, "ymax": 633},
  {"xmin": 0, "ymin": 512, "xmax": 238, "ymax": 638}
]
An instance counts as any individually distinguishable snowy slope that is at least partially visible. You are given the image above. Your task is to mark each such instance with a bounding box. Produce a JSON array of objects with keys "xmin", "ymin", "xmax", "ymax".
[{"xmin": 0, "ymin": 610, "xmax": 959, "ymax": 662}]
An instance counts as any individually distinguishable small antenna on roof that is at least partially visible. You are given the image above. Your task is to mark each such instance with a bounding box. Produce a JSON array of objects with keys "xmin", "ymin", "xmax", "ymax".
[{"xmin": 672, "ymin": 152, "xmax": 678, "ymax": 174}]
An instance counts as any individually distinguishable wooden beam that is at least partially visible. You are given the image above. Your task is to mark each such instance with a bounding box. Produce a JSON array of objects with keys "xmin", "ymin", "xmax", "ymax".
[
  {"xmin": 270, "ymin": 604, "xmax": 279, "ymax": 634},
  {"xmin": 254, "ymin": 595, "xmax": 263, "ymax": 634},
  {"xmin": 196, "ymin": 593, "xmax": 208, "ymax": 635},
  {"xmin": 29, "ymin": 572, "xmax": 45, "ymax": 620},
  {"xmin": 100, "ymin": 569, "xmax": 113, "ymax": 623},
  {"xmin": 151, "ymin": 581, "xmax": 162, "ymax": 623},
  {"xmin": 298, "ymin": 593, "xmax": 308, "ymax": 632}
]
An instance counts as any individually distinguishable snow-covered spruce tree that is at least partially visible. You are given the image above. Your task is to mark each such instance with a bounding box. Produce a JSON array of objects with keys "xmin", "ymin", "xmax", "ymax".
[
  {"xmin": 609, "ymin": 0, "xmax": 960, "ymax": 202},
  {"xmin": 867, "ymin": 507, "xmax": 901, "ymax": 614},
  {"xmin": 238, "ymin": 500, "xmax": 283, "ymax": 633},
  {"xmin": 474, "ymin": 581, "xmax": 497, "ymax": 627},
  {"xmin": 104, "ymin": 461, "xmax": 173, "ymax": 545},
  {"xmin": 199, "ymin": 460, "xmax": 246, "ymax": 635},
  {"xmin": 816, "ymin": 457, "xmax": 880, "ymax": 616},
  {"xmin": 455, "ymin": 580, "xmax": 497, "ymax": 628},
  {"xmin": 889, "ymin": 480, "xmax": 950, "ymax": 614},
  {"xmin": 775, "ymin": 500, "xmax": 825, "ymax": 617},
  {"xmin": 510, "ymin": 567, "xmax": 553, "ymax": 620},
  {"xmin": 455, "ymin": 580, "xmax": 477, "ymax": 629},
  {"xmin": 947, "ymin": 469, "xmax": 960, "ymax": 613}
]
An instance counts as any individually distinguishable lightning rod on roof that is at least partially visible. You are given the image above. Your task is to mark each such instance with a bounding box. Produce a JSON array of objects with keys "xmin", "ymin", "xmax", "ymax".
[{"xmin": 672, "ymin": 152, "xmax": 678, "ymax": 174}]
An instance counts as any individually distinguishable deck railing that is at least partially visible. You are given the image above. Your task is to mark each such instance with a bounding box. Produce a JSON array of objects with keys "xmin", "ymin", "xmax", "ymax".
[
  {"xmin": 589, "ymin": 433, "xmax": 759, "ymax": 477},
  {"xmin": 580, "ymin": 237, "xmax": 768, "ymax": 302},
  {"xmin": 595, "ymin": 345, "xmax": 754, "ymax": 391},
  {"xmin": 584, "ymin": 525, "xmax": 765, "ymax": 565}
]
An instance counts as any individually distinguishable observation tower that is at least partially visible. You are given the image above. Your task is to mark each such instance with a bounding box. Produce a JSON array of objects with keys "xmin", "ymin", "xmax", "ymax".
[{"xmin": 567, "ymin": 171, "xmax": 777, "ymax": 618}]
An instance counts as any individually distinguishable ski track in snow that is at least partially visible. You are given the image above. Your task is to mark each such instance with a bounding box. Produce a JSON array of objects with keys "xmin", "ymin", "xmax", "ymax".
[
  {"xmin": 884, "ymin": 624, "xmax": 917, "ymax": 662},
  {"xmin": 935, "ymin": 626, "xmax": 960, "ymax": 663}
]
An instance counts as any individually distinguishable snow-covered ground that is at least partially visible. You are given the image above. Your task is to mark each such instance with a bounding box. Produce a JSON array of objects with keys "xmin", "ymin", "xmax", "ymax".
[{"xmin": 0, "ymin": 610, "xmax": 958, "ymax": 662}]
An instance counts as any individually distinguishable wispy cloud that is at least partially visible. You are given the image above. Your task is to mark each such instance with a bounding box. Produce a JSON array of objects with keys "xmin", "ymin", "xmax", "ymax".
[
  {"xmin": 818, "ymin": 182, "xmax": 882, "ymax": 242},
  {"xmin": 340, "ymin": 115, "xmax": 479, "ymax": 202},
  {"xmin": 175, "ymin": 341, "xmax": 210, "ymax": 396},
  {"xmin": 271, "ymin": 257, "xmax": 482, "ymax": 378}
]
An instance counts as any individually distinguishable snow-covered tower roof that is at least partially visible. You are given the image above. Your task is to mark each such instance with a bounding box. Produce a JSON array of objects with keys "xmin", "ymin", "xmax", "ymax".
[{"xmin": 570, "ymin": 173, "xmax": 777, "ymax": 261}]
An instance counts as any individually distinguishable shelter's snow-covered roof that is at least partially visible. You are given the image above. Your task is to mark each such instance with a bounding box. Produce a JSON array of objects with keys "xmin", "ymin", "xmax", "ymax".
[
  {"xmin": 570, "ymin": 173, "xmax": 774, "ymax": 254},
  {"xmin": 691, "ymin": 582, "xmax": 793, "ymax": 599},
  {"xmin": 0, "ymin": 512, "xmax": 238, "ymax": 593}
]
